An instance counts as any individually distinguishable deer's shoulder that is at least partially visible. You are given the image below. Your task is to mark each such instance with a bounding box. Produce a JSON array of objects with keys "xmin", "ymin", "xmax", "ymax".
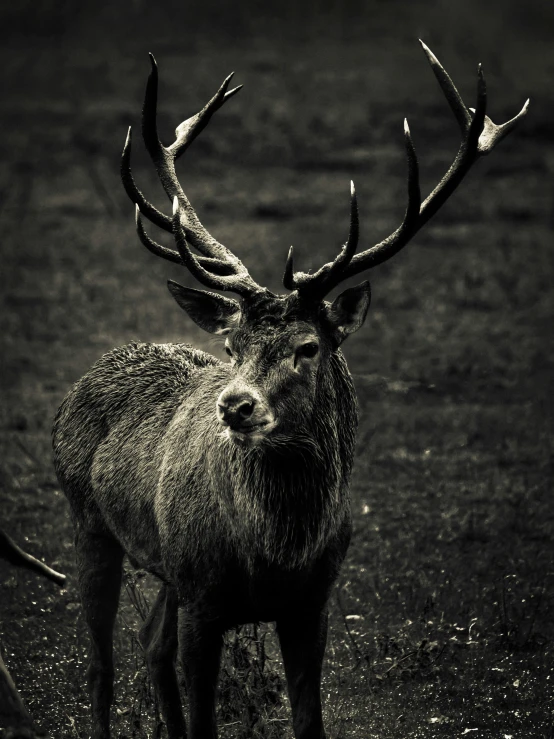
[
  {"xmin": 103, "ymin": 341, "xmax": 222, "ymax": 374},
  {"xmin": 60, "ymin": 342, "xmax": 225, "ymax": 416}
]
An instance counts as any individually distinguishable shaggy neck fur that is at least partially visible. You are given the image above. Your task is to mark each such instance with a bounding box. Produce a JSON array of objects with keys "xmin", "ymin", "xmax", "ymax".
[{"xmin": 213, "ymin": 350, "xmax": 357, "ymax": 570}]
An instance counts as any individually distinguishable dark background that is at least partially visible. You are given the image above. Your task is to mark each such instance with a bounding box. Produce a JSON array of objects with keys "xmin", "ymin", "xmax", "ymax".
[{"xmin": 1, "ymin": 1, "xmax": 553, "ymax": 737}]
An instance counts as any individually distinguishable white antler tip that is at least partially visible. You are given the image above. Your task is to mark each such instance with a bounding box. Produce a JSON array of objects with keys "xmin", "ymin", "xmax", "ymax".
[
  {"xmin": 419, "ymin": 39, "xmax": 440, "ymax": 66},
  {"xmin": 512, "ymin": 98, "xmax": 530, "ymax": 122},
  {"xmin": 147, "ymin": 53, "xmax": 158, "ymax": 74},
  {"xmin": 404, "ymin": 118, "xmax": 410, "ymax": 134},
  {"xmin": 350, "ymin": 180, "xmax": 355, "ymax": 196},
  {"xmin": 172, "ymin": 196, "xmax": 179, "ymax": 216},
  {"xmin": 135, "ymin": 203, "xmax": 140, "ymax": 220}
]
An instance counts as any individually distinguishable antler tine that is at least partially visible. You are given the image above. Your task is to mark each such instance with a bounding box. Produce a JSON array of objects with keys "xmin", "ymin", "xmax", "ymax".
[
  {"xmin": 121, "ymin": 127, "xmax": 173, "ymax": 232},
  {"xmin": 283, "ymin": 181, "xmax": 360, "ymax": 297},
  {"xmin": 318, "ymin": 180, "xmax": 360, "ymax": 292},
  {"xmin": 142, "ymin": 55, "xmax": 240, "ymax": 161},
  {"xmin": 135, "ymin": 204, "xmax": 182, "ymax": 264},
  {"xmin": 283, "ymin": 246, "xmax": 295, "ymax": 291},
  {"xmin": 168, "ymin": 71, "xmax": 243, "ymax": 160},
  {"xmin": 289, "ymin": 42, "xmax": 528, "ymax": 295},
  {"xmin": 135, "ymin": 205, "xmax": 237, "ymax": 275},
  {"xmin": 475, "ymin": 97, "xmax": 530, "ymax": 155},
  {"xmin": 336, "ymin": 119, "xmax": 421, "ymax": 272},
  {"xmin": 419, "ymin": 40, "xmax": 472, "ymax": 134},
  {"xmin": 399, "ymin": 56, "xmax": 486, "ymax": 232},
  {"xmin": 172, "ymin": 198, "xmax": 262, "ymax": 297}
]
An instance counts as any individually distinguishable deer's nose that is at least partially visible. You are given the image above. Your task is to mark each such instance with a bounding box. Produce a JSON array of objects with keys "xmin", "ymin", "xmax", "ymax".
[{"xmin": 217, "ymin": 391, "xmax": 256, "ymax": 428}]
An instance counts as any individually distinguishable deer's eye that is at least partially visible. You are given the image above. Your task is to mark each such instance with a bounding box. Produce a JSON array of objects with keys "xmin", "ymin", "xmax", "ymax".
[
  {"xmin": 225, "ymin": 345, "xmax": 233, "ymax": 358},
  {"xmin": 296, "ymin": 342, "xmax": 319, "ymax": 361}
]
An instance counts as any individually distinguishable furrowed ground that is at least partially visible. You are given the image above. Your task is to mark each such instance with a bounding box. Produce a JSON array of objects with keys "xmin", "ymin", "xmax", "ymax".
[{"xmin": 0, "ymin": 2, "xmax": 552, "ymax": 737}]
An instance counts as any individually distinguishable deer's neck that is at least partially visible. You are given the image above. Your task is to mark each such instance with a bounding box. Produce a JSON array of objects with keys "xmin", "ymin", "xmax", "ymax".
[{"xmin": 221, "ymin": 350, "xmax": 357, "ymax": 569}]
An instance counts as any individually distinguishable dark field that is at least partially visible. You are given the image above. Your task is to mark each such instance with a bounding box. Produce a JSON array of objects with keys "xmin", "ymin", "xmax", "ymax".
[{"xmin": 1, "ymin": 1, "xmax": 553, "ymax": 737}]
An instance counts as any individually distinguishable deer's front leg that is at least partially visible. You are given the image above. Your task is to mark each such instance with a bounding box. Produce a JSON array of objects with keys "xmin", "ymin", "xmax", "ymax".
[
  {"xmin": 178, "ymin": 606, "xmax": 224, "ymax": 739},
  {"xmin": 277, "ymin": 609, "xmax": 328, "ymax": 739}
]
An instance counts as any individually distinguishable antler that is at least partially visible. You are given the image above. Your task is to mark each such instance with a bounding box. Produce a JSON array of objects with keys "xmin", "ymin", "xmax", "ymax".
[
  {"xmin": 287, "ymin": 41, "xmax": 529, "ymax": 300},
  {"xmin": 122, "ymin": 54, "xmax": 264, "ymax": 298}
]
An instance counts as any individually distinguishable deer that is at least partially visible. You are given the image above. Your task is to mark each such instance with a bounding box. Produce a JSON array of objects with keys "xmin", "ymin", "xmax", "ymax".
[
  {"xmin": 52, "ymin": 41, "xmax": 527, "ymax": 739},
  {"xmin": 0, "ymin": 528, "xmax": 65, "ymax": 738}
]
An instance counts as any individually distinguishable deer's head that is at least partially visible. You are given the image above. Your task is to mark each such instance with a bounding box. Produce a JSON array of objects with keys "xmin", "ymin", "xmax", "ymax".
[{"xmin": 122, "ymin": 47, "xmax": 527, "ymax": 446}]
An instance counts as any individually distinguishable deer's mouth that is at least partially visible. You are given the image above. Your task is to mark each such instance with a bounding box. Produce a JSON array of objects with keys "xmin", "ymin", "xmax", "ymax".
[{"xmin": 225, "ymin": 419, "xmax": 277, "ymax": 446}]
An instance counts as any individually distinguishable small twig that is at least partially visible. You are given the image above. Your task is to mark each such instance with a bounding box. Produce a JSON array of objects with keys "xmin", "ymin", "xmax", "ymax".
[
  {"xmin": 65, "ymin": 713, "xmax": 80, "ymax": 738},
  {"xmin": 383, "ymin": 649, "xmax": 418, "ymax": 675}
]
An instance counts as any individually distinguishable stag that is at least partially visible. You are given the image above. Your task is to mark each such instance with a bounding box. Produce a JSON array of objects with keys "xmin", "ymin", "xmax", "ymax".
[
  {"xmin": 0, "ymin": 529, "xmax": 65, "ymax": 738},
  {"xmin": 52, "ymin": 42, "xmax": 527, "ymax": 739}
]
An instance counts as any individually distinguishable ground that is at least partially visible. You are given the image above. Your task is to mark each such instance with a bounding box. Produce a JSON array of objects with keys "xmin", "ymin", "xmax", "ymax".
[{"xmin": 0, "ymin": 1, "xmax": 553, "ymax": 737}]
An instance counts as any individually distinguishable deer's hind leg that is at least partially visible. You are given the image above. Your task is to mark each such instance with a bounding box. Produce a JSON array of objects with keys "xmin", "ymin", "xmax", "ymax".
[
  {"xmin": 75, "ymin": 529, "xmax": 124, "ymax": 739},
  {"xmin": 139, "ymin": 583, "xmax": 186, "ymax": 738}
]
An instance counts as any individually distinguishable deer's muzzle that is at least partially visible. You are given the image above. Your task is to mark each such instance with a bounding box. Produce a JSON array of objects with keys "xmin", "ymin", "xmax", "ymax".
[{"xmin": 216, "ymin": 384, "xmax": 276, "ymax": 445}]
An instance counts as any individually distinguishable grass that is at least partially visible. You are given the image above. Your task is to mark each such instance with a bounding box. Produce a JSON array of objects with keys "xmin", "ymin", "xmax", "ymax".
[{"xmin": 1, "ymin": 1, "xmax": 553, "ymax": 737}]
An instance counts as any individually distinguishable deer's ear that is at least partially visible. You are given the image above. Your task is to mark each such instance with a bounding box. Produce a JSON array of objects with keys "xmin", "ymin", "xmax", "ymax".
[
  {"xmin": 325, "ymin": 281, "xmax": 371, "ymax": 344},
  {"xmin": 167, "ymin": 281, "xmax": 241, "ymax": 335}
]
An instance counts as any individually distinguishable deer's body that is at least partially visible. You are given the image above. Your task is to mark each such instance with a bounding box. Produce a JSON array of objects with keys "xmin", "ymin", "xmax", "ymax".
[
  {"xmin": 54, "ymin": 339, "xmax": 355, "ymax": 613},
  {"xmin": 53, "ymin": 42, "xmax": 527, "ymax": 739},
  {"xmin": 54, "ymin": 316, "xmax": 358, "ymax": 739}
]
